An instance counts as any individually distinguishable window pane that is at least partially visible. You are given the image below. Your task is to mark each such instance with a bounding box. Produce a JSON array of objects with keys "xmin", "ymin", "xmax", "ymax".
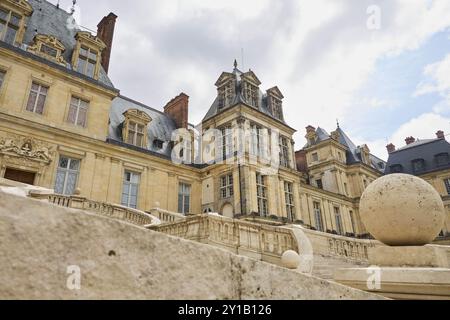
[
  {"xmin": 35, "ymin": 93, "xmax": 46, "ymax": 114},
  {"xmin": 69, "ymin": 159, "xmax": 80, "ymax": 171},
  {"xmin": 10, "ymin": 14, "xmax": 20, "ymax": 26},
  {"xmin": 0, "ymin": 9, "xmax": 8, "ymax": 21},
  {"xmin": 4, "ymin": 26, "xmax": 17, "ymax": 44},
  {"xmin": 77, "ymin": 57, "xmax": 86, "ymax": 73},
  {"xmin": 26, "ymin": 91, "xmax": 37, "ymax": 112},
  {"xmin": 67, "ymin": 104, "xmax": 77, "ymax": 124},
  {"xmin": 54, "ymin": 170, "xmax": 65, "ymax": 194},
  {"xmin": 88, "ymin": 50, "xmax": 97, "ymax": 61},
  {"xmin": 86, "ymin": 62, "xmax": 95, "ymax": 77},
  {"xmin": 80, "ymin": 47, "xmax": 88, "ymax": 57},
  {"xmin": 66, "ymin": 172, "xmax": 78, "ymax": 195},
  {"xmin": 77, "ymin": 106, "xmax": 87, "ymax": 127}
]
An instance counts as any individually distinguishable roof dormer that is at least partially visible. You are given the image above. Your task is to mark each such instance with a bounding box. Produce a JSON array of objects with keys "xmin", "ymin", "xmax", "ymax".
[
  {"xmin": 0, "ymin": 0, "xmax": 33, "ymax": 46},
  {"xmin": 27, "ymin": 34, "xmax": 66, "ymax": 65},
  {"xmin": 122, "ymin": 109, "xmax": 152, "ymax": 149},
  {"xmin": 267, "ymin": 86, "xmax": 284, "ymax": 121},
  {"xmin": 215, "ymin": 72, "xmax": 235, "ymax": 109},
  {"xmin": 241, "ymin": 70, "xmax": 261, "ymax": 108},
  {"xmin": 72, "ymin": 31, "xmax": 106, "ymax": 80}
]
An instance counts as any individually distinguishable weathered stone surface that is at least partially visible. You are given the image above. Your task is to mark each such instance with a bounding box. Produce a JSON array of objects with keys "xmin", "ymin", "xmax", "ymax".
[
  {"xmin": 335, "ymin": 267, "xmax": 450, "ymax": 300},
  {"xmin": 369, "ymin": 246, "xmax": 450, "ymax": 268},
  {"xmin": 0, "ymin": 191, "xmax": 384, "ymax": 300},
  {"xmin": 360, "ymin": 174, "xmax": 446, "ymax": 246}
]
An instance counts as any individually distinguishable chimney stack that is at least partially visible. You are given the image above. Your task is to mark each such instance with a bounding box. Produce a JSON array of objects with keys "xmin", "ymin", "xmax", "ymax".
[
  {"xmin": 164, "ymin": 93, "xmax": 189, "ymax": 129},
  {"xmin": 386, "ymin": 143, "xmax": 396, "ymax": 154},
  {"xmin": 306, "ymin": 125, "xmax": 316, "ymax": 134},
  {"xmin": 405, "ymin": 136, "xmax": 416, "ymax": 145},
  {"xmin": 97, "ymin": 12, "xmax": 118, "ymax": 74},
  {"xmin": 436, "ymin": 130, "xmax": 445, "ymax": 139}
]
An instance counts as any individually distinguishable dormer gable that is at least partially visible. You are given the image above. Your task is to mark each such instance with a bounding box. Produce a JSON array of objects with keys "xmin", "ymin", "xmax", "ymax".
[
  {"xmin": 0, "ymin": 0, "xmax": 33, "ymax": 46},
  {"xmin": 241, "ymin": 70, "xmax": 261, "ymax": 86},
  {"xmin": 266, "ymin": 86, "xmax": 284, "ymax": 99},
  {"xmin": 215, "ymin": 72, "xmax": 234, "ymax": 87},
  {"xmin": 27, "ymin": 34, "xmax": 66, "ymax": 65},
  {"xmin": 121, "ymin": 109, "xmax": 152, "ymax": 148},
  {"xmin": 72, "ymin": 31, "xmax": 106, "ymax": 80},
  {"xmin": 267, "ymin": 86, "xmax": 284, "ymax": 121}
]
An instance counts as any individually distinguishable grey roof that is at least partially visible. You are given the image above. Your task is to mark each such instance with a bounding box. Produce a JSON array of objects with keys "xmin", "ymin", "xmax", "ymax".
[
  {"xmin": 20, "ymin": 0, "xmax": 114, "ymax": 88},
  {"xmin": 385, "ymin": 138, "xmax": 450, "ymax": 175},
  {"xmin": 203, "ymin": 66, "xmax": 287, "ymax": 125},
  {"xmin": 108, "ymin": 95, "xmax": 177, "ymax": 158},
  {"xmin": 305, "ymin": 126, "xmax": 386, "ymax": 173}
]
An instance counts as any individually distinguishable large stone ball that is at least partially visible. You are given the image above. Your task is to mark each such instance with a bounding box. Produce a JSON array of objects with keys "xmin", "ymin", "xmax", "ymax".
[
  {"xmin": 360, "ymin": 174, "xmax": 445, "ymax": 246},
  {"xmin": 281, "ymin": 250, "xmax": 300, "ymax": 269}
]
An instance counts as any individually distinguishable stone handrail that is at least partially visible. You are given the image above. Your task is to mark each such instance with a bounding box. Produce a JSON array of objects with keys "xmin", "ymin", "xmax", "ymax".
[
  {"xmin": 147, "ymin": 208, "xmax": 186, "ymax": 224},
  {"xmin": 33, "ymin": 193, "xmax": 160, "ymax": 228},
  {"xmin": 151, "ymin": 214, "xmax": 299, "ymax": 266}
]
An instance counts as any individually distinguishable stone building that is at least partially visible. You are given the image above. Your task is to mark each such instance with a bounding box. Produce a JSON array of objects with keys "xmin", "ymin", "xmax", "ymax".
[
  {"xmin": 0, "ymin": 0, "xmax": 446, "ymax": 243},
  {"xmin": 385, "ymin": 133, "xmax": 450, "ymax": 238}
]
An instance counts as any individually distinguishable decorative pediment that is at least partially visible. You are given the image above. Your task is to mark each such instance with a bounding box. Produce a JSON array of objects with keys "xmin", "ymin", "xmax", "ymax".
[
  {"xmin": 27, "ymin": 34, "xmax": 66, "ymax": 65},
  {"xmin": 241, "ymin": 71, "xmax": 262, "ymax": 86},
  {"xmin": 3, "ymin": 0, "xmax": 33, "ymax": 16},
  {"xmin": 123, "ymin": 109, "xmax": 152, "ymax": 125},
  {"xmin": 267, "ymin": 86, "xmax": 284, "ymax": 99},
  {"xmin": 0, "ymin": 135, "xmax": 54, "ymax": 164},
  {"xmin": 215, "ymin": 72, "xmax": 234, "ymax": 87},
  {"xmin": 75, "ymin": 31, "xmax": 106, "ymax": 51}
]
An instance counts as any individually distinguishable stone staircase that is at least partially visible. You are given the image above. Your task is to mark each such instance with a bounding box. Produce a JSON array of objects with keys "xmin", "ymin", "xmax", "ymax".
[{"xmin": 312, "ymin": 255, "xmax": 368, "ymax": 280}]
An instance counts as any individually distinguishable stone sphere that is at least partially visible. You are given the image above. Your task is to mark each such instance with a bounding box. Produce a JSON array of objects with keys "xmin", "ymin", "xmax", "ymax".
[
  {"xmin": 360, "ymin": 174, "xmax": 445, "ymax": 246},
  {"xmin": 281, "ymin": 250, "xmax": 300, "ymax": 269}
]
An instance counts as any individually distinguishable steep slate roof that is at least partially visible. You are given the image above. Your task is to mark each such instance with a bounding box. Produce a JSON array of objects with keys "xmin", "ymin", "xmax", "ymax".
[
  {"xmin": 20, "ymin": 0, "xmax": 114, "ymax": 88},
  {"xmin": 305, "ymin": 126, "xmax": 386, "ymax": 173},
  {"xmin": 108, "ymin": 95, "xmax": 178, "ymax": 158},
  {"xmin": 203, "ymin": 65, "xmax": 287, "ymax": 125},
  {"xmin": 385, "ymin": 138, "xmax": 450, "ymax": 175}
]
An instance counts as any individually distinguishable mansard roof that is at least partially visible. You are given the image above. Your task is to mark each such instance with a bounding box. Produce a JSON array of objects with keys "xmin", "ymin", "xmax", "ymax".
[
  {"xmin": 305, "ymin": 126, "xmax": 386, "ymax": 173},
  {"xmin": 203, "ymin": 64, "xmax": 288, "ymax": 126},
  {"xmin": 385, "ymin": 138, "xmax": 450, "ymax": 175},
  {"xmin": 14, "ymin": 0, "xmax": 114, "ymax": 88},
  {"xmin": 108, "ymin": 96, "xmax": 177, "ymax": 158}
]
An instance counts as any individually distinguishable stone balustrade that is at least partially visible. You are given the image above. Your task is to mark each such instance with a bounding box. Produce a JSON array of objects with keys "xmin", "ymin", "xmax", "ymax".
[
  {"xmin": 147, "ymin": 208, "xmax": 186, "ymax": 224},
  {"xmin": 32, "ymin": 193, "xmax": 160, "ymax": 228},
  {"xmin": 151, "ymin": 213, "xmax": 299, "ymax": 266}
]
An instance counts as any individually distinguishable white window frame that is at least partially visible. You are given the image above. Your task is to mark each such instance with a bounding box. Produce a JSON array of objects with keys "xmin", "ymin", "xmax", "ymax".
[
  {"xmin": 256, "ymin": 173, "xmax": 268, "ymax": 217},
  {"xmin": 68, "ymin": 96, "xmax": 89, "ymax": 127},
  {"xmin": 313, "ymin": 201, "xmax": 324, "ymax": 232},
  {"xmin": 122, "ymin": 171, "xmax": 140, "ymax": 209},
  {"xmin": 26, "ymin": 82, "xmax": 48, "ymax": 114},
  {"xmin": 220, "ymin": 174, "xmax": 234, "ymax": 199},
  {"xmin": 55, "ymin": 156, "xmax": 80, "ymax": 195},
  {"xmin": 178, "ymin": 183, "xmax": 191, "ymax": 215},
  {"xmin": 284, "ymin": 181, "xmax": 295, "ymax": 221}
]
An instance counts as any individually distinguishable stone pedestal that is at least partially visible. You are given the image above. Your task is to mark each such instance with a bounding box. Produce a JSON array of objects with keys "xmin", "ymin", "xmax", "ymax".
[{"xmin": 335, "ymin": 267, "xmax": 450, "ymax": 300}]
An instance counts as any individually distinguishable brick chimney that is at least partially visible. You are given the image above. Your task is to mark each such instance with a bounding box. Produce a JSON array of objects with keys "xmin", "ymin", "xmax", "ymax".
[
  {"xmin": 386, "ymin": 143, "xmax": 396, "ymax": 153},
  {"xmin": 436, "ymin": 130, "xmax": 445, "ymax": 139},
  {"xmin": 306, "ymin": 125, "xmax": 316, "ymax": 134},
  {"xmin": 164, "ymin": 93, "xmax": 189, "ymax": 129},
  {"xmin": 295, "ymin": 150, "xmax": 308, "ymax": 173},
  {"xmin": 97, "ymin": 12, "xmax": 118, "ymax": 74},
  {"xmin": 405, "ymin": 136, "xmax": 416, "ymax": 145}
]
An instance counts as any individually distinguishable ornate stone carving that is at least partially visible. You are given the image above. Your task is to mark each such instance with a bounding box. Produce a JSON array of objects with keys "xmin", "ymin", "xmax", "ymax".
[
  {"xmin": 0, "ymin": 135, "xmax": 54, "ymax": 164},
  {"xmin": 27, "ymin": 34, "xmax": 66, "ymax": 66}
]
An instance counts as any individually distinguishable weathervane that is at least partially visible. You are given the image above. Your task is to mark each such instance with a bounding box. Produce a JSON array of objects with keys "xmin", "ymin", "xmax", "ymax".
[{"xmin": 70, "ymin": 0, "xmax": 77, "ymax": 15}]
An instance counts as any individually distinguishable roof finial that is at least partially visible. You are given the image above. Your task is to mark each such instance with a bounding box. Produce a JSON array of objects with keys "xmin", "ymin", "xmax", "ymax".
[
  {"xmin": 70, "ymin": 0, "xmax": 77, "ymax": 15},
  {"xmin": 234, "ymin": 59, "xmax": 238, "ymax": 69},
  {"xmin": 336, "ymin": 119, "xmax": 340, "ymax": 129}
]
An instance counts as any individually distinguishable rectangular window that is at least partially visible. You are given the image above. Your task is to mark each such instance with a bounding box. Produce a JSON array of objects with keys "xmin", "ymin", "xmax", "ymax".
[
  {"xmin": 284, "ymin": 182, "xmax": 295, "ymax": 221},
  {"xmin": 40, "ymin": 44, "xmax": 58, "ymax": 58},
  {"xmin": 279, "ymin": 136, "xmax": 290, "ymax": 168},
  {"xmin": 220, "ymin": 126, "xmax": 233, "ymax": 160},
  {"xmin": 316, "ymin": 179, "xmax": 323, "ymax": 190},
  {"xmin": 220, "ymin": 174, "xmax": 234, "ymax": 199},
  {"xmin": 334, "ymin": 207, "xmax": 343, "ymax": 235},
  {"xmin": 67, "ymin": 97, "xmax": 89, "ymax": 127},
  {"xmin": 0, "ymin": 70, "xmax": 5, "ymax": 89},
  {"xmin": 178, "ymin": 183, "xmax": 191, "ymax": 215},
  {"xmin": 271, "ymin": 97, "xmax": 283, "ymax": 120},
  {"xmin": 312, "ymin": 152, "xmax": 319, "ymax": 162},
  {"xmin": 26, "ymin": 82, "xmax": 48, "ymax": 114},
  {"xmin": 54, "ymin": 156, "xmax": 80, "ymax": 195},
  {"xmin": 77, "ymin": 46, "xmax": 98, "ymax": 77},
  {"xmin": 444, "ymin": 179, "xmax": 450, "ymax": 195},
  {"xmin": 127, "ymin": 121, "xmax": 145, "ymax": 147},
  {"xmin": 0, "ymin": 8, "xmax": 21, "ymax": 45},
  {"xmin": 250, "ymin": 124, "xmax": 263, "ymax": 157},
  {"xmin": 313, "ymin": 201, "xmax": 324, "ymax": 232},
  {"xmin": 349, "ymin": 210, "xmax": 356, "ymax": 234},
  {"xmin": 121, "ymin": 171, "xmax": 140, "ymax": 209},
  {"xmin": 256, "ymin": 173, "xmax": 268, "ymax": 217}
]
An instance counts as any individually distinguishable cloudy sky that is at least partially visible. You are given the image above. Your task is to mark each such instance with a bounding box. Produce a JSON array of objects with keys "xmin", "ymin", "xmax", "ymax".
[{"xmin": 52, "ymin": 0, "xmax": 450, "ymax": 160}]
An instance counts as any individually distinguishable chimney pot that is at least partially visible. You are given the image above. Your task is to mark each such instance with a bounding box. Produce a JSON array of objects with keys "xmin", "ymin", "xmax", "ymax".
[
  {"xmin": 97, "ymin": 12, "xmax": 118, "ymax": 74},
  {"xmin": 386, "ymin": 143, "xmax": 396, "ymax": 153},
  {"xmin": 436, "ymin": 130, "xmax": 445, "ymax": 139},
  {"xmin": 405, "ymin": 137, "xmax": 416, "ymax": 145}
]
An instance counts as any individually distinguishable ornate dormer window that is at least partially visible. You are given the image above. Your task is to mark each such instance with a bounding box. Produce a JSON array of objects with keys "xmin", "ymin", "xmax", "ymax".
[
  {"xmin": 358, "ymin": 144, "xmax": 371, "ymax": 165},
  {"xmin": 72, "ymin": 31, "xmax": 106, "ymax": 80},
  {"xmin": 267, "ymin": 87, "xmax": 284, "ymax": 121},
  {"xmin": 122, "ymin": 109, "xmax": 152, "ymax": 148},
  {"xmin": 217, "ymin": 80, "xmax": 234, "ymax": 109},
  {"xmin": 241, "ymin": 71, "xmax": 261, "ymax": 108},
  {"xmin": 0, "ymin": 0, "xmax": 33, "ymax": 45},
  {"xmin": 215, "ymin": 72, "xmax": 235, "ymax": 109},
  {"xmin": 27, "ymin": 34, "xmax": 66, "ymax": 65}
]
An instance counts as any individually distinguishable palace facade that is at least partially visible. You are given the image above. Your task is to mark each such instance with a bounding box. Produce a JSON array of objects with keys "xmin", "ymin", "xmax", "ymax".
[{"xmin": 0, "ymin": 0, "xmax": 448, "ymax": 240}]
